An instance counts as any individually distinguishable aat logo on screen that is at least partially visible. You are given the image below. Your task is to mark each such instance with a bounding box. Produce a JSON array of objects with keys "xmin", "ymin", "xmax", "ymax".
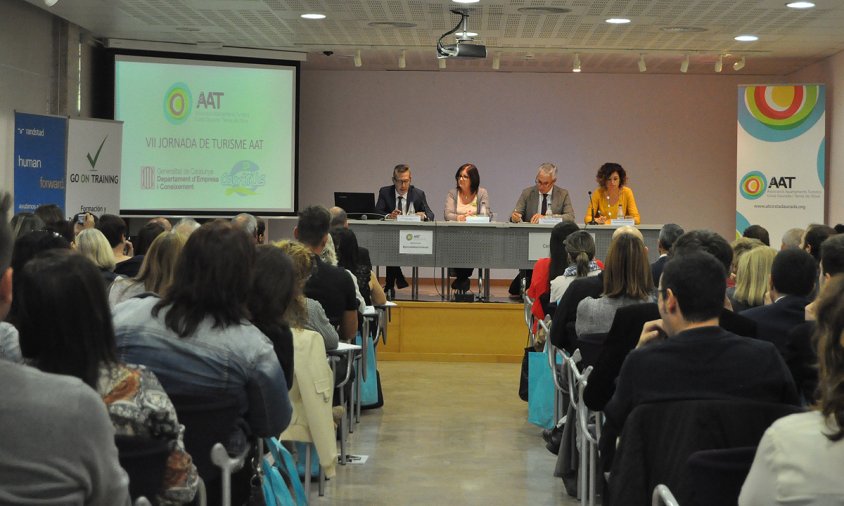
[
  {"xmin": 739, "ymin": 171, "xmax": 767, "ymax": 200},
  {"xmin": 163, "ymin": 83, "xmax": 193, "ymax": 125},
  {"xmin": 221, "ymin": 160, "xmax": 266, "ymax": 196}
]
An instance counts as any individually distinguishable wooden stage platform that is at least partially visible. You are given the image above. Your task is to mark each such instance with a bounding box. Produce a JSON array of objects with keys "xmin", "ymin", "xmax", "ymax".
[{"xmin": 377, "ymin": 301, "xmax": 528, "ymax": 364}]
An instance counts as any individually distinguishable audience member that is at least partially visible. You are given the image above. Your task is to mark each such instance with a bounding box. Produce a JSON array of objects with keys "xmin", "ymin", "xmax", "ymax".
[
  {"xmin": 9, "ymin": 212, "xmax": 44, "ymax": 240},
  {"xmin": 601, "ymin": 252, "xmax": 797, "ymax": 466},
  {"xmin": 549, "ymin": 229, "xmax": 601, "ymax": 303},
  {"xmin": 75, "ymin": 228, "xmax": 120, "ymax": 286},
  {"xmin": 16, "ymin": 249, "xmax": 198, "ymax": 504},
  {"xmin": 173, "ymin": 217, "xmax": 200, "ymax": 238},
  {"xmin": 743, "ymin": 224, "xmax": 771, "ymax": 246},
  {"xmin": 232, "ymin": 212, "xmax": 258, "ymax": 242},
  {"xmin": 729, "ymin": 237, "xmax": 765, "ymax": 287},
  {"xmin": 98, "ymin": 214, "xmax": 141, "ymax": 277},
  {"xmin": 256, "ymin": 218, "xmax": 266, "ymax": 244},
  {"xmin": 780, "ymin": 227, "xmax": 804, "ymax": 250},
  {"xmin": 332, "ymin": 227, "xmax": 386, "ymax": 307},
  {"xmin": 35, "ymin": 203, "xmax": 71, "ymax": 241},
  {"xmin": 329, "ymin": 206, "xmax": 348, "ymax": 229},
  {"xmin": 108, "ymin": 231, "xmax": 186, "ymax": 307},
  {"xmin": 295, "ymin": 205, "xmax": 358, "ymax": 342},
  {"xmin": 276, "ymin": 240, "xmax": 340, "ymax": 352},
  {"xmin": 740, "ymin": 274, "xmax": 844, "ymax": 505},
  {"xmin": 133, "ymin": 220, "xmax": 166, "ymax": 256},
  {"xmin": 149, "ymin": 216, "xmax": 173, "ymax": 232},
  {"xmin": 0, "ymin": 193, "xmax": 131, "ymax": 504},
  {"xmin": 70, "ymin": 211, "xmax": 97, "ymax": 237},
  {"xmin": 112, "ymin": 220, "xmax": 291, "ymax": 456},
  {"xmin": 527, "ymin": 221, "xmax": 580, "ymax": 320},
  {"xmin": 729, "ymin": 246, "xmax": 776, "ymax": 312},
  {"xmin": 802, "ymin": 223, "xmax": 837, "ymax": 264},
  {"xmin": 248, "ymin": 245, "xmax": 296, "ymax": 390},
  {"xmin": 651, "ymin": 223, "xmax": 684, "ymax": 286}
]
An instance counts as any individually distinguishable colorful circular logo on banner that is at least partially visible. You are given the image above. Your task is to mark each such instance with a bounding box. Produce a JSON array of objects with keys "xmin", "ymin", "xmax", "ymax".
[
  {"xmin": 739, "ymin": 171, "xmax": 767, "ymax": 200},
  {"xmin": 163, "ymin": 83, "xmax": 192, "ymax": 124},
  {"xmin": 738, "ymin": 85, "xmax": 824, "ymax": 142}
]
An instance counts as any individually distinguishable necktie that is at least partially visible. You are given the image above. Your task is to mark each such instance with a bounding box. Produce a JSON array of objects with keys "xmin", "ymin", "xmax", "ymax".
[
  {"xmin": 397, "ymin": 196, "xmax": 404, "ymax": 215},
  {"xmin": 541, "ymin": 193, "xmax": 548, "ymax": 215}
]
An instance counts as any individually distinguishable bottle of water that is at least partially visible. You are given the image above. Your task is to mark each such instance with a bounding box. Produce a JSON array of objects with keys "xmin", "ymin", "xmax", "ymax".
[
  {"xmin": 479, "ymin": 202, "xmax": 487, "ymax": 216},
  {"xmin": 545, "ymin": 206, "xmax": 552, "ymax": 217},
  {"xmin": 617, "ymin": 203, "xmax": 624, "ymax": 220}
]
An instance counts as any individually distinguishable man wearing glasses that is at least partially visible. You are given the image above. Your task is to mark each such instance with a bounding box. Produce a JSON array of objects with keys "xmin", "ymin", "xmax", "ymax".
[
  {"xmin": 375, "ymin": 164, "xmax": 435, "ymax": 296},
  {"xmin": 510, "ymin": 163, "xmax": 575, "ymax": 224}
]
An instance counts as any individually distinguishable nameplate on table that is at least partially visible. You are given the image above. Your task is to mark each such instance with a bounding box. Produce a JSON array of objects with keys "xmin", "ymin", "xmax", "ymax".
[
  {"xmin": 538, "ymin": 216, "xmax": 563, "ymax": 225},
  {"xmin": 465, "ymin": 216, "xmax": 490, "ymax": 223},
  {"xmin": 399, "ymin": 229, "xmax": 433, "ymax": 255},
  {"xmin": 528, "ymin": 232, "xmax": 551, "ymax": 261},
  {"xmin": 396, "ymin": 214, "xmax": 422, "ymax": 222},
  {"xmin": 611, "ymin": 218, "xmax": 635, "ymax": 227}
]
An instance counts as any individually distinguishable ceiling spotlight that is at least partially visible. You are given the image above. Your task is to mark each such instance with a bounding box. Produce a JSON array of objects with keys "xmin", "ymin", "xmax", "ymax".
[
  {"xmin": 492, "ymin": 53, "xmax": 501, "ymax": 70},
  {"xmin": 680, "ymin": 54, "xmax": 689, "ymax": 73},
  {"xmin": 438, "ymin": 59, "xmax": 447, "ymax": 69},
  {"xmin": 638, "ymin": 54, "xmax": 647, "ymax": 73},
  {"xmin": 606, "ymin": 18, "xmax": 631, "ymax": 24},
  {"xmin": 786, "ymin": 1, "xmax": 815, "ymax": 8},
  {"xmin": 572, "ymin": 53, "xmax": 581, "ymax": 73},
  {"xmin": 399, "ymin": 50, "xmax": 406, "ymax": 69},
  {"xmin": 300, "ymin": 13, "xmax": 326, "ymax": 19},
  {"xmin": 735, "ymin": 34, "xmax": 759, "ymax": 42},
  {"xmin": 354, "ymin": 49, "xmax": 362, "ymax": 68},
  {"xmin": 733, "ymin": 56, "xmax": 746, "ymax": 71},
  {"xmin": 715, "ymin": 54, "xmax": 723, "ymax": 73}
]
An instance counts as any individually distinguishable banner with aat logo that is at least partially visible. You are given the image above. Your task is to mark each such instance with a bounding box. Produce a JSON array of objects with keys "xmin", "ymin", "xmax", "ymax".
[
  {"xmin": 736, "ymin": 85, "xmax": 825, "ymax": 246},
  {"xmin": 65, "ymin": 117, "xmax": 123, "ymax": 217}
]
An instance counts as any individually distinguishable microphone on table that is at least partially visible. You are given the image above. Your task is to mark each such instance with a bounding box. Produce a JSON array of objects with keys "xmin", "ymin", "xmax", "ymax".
[{"xmin": 587, "ymin": 191, "xmax": 599, "ymax": 226}]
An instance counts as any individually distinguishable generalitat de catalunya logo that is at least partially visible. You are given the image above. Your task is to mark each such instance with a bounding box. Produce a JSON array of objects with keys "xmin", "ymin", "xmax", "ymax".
[
  {"xmin": 163, "ymin": 83, "xmax": 192, "ymax": 125},
  {"xmin": 739, "ymin": 171, "xmax": 767, "ymax": 200}
]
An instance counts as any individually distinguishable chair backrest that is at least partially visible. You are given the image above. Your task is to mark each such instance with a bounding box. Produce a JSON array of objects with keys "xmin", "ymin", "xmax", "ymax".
[
  {"xmin": 168, "ymin": 393, "xmax": 241, "ymax": 482},
  {"xmin": 114, "ymin": 435, "xmax": 171, "ymax": 502},
  {"xmin": 608, "ymin": 399, "xmax": 801, "ymax": 506},
  {"xmin": 683, "ymin": 446, "xmax": 758, "ymax": 506}
]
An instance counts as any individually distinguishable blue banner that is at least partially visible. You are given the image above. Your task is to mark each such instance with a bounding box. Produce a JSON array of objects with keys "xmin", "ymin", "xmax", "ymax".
[{"xmin": 13, "ymin": 112, "xmax": 68, "ymax": 215}]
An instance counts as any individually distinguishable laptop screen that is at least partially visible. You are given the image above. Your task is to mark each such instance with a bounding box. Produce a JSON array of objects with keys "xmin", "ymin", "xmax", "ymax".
[{"xmin": 333, "ymin": 192, "xmax": 375, "ymax": 215}]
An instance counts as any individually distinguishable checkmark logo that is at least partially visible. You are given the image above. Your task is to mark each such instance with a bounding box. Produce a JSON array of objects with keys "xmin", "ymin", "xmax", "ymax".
[{"xmin": 87, "ymin": 136, "xmax": 108, "ymax": 170}]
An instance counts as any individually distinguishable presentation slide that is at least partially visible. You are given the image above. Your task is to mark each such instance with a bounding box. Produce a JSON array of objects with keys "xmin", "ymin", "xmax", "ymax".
[{"xmin": 114, "ymin": 54, "xmax": 297, "ymax": 215}]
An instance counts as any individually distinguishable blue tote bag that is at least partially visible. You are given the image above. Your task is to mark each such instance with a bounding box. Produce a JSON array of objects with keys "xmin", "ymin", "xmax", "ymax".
[
  {"xmin": 355, "ymin": 333, "xmax": 381, "ymax": 407},
  {"xmin": 527, "ymin": 347, "xmax": 555, "ymax": 429}
]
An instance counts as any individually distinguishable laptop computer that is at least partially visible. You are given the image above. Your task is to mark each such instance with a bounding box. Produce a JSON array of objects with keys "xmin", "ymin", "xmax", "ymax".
[{"xmin": 333, "ymin": 192, "xmax": 381, "ymax": 219}]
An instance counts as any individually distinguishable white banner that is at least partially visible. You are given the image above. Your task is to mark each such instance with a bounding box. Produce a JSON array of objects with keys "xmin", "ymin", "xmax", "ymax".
[
  {"xmin": 65, "ymin": 118, "xmax": 123, "ymax": 217},
  {"xmin": 399, "ymin": 229, "xmax": 433, "ymax": 255},
  {"xmin": 736, "ymin": 85, "xmax": 825, "ymax": 246}
]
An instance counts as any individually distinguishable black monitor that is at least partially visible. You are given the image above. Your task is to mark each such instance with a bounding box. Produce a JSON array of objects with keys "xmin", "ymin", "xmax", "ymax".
[{"xmin": 333, "ymin": 192, "xmax": 381, "ymax": 219}]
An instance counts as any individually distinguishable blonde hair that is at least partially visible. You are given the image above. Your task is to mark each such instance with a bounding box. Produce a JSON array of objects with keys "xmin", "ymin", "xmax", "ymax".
[
  {"xmin": 734, "ymin": 246, "xmax": 776, "ymax": 307},
  {"xmin": 730, "ymin": 237, "xmax": 764, "ymax": 275},
  {"xmin": 273, "ymin": 239, "xmax": 312, "ymax": 327},
  {"xmin": 75, "ymin": 228, "xmax": 115, "ymax": 271},
  {"xmin": 135, "ymin": 232, "xmax": 186, "ymax": 296},
  {"xmin": 603, "ymin": 233, "xmax": 653, "ymax": 299}
]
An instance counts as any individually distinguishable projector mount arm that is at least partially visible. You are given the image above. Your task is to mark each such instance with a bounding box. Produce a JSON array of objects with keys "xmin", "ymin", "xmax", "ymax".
[{"xmin": 437, "ymin": 10, "xmax": 471, "ymax": 58}]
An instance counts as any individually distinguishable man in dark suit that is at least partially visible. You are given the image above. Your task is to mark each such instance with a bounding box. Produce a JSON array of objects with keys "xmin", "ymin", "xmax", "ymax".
[
  {"xmin": 601, "ymin": 252, "xmax": 798, "ymax": 467},
  {"xmin": 650, "ymin": 223, "xmax": 684, "ymax": 287},
  {"xmin": 374, "ymin": 164, "xmax": 434, "ymax": 296}
]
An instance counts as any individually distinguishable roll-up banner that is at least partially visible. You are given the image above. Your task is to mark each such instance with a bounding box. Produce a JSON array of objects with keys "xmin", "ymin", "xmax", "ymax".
[
  {"xmin": 736, "ymin": 85, "xmax": 826, "ymax": 246},
  {"xmin": 13, "ymin": 112, "xmax": 68, "ymax": 214},
  {"xmin": 65, "ymin": 118, "xmax": 123, "ymax": 217}
]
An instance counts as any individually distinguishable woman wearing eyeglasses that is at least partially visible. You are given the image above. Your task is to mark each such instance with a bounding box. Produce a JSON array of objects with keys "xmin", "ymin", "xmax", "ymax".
[
  {"xmin": 584, "ymin": 162, "xmax": 640, "ymax": 225},
  {"xmin": 444, "ymin": 163, "xmax": 491, "ymax": 293}
]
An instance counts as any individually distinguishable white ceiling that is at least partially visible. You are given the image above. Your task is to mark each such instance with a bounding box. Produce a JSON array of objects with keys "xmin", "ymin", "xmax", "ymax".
[{"xmin": 25, "ymin": 0, "xmax": 844, "ymax": 75}]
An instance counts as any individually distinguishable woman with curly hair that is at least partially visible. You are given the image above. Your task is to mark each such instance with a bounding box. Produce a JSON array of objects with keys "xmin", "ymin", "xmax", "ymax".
[{"xmin": 584, "ymin": 162, "xmax": 640, "ymax": 225}]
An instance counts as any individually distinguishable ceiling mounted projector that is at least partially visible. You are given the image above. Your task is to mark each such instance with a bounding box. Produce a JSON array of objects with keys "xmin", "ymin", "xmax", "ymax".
[{"xmin": 437, "ymin": 10, "xmax": 487, "ymax": 59}]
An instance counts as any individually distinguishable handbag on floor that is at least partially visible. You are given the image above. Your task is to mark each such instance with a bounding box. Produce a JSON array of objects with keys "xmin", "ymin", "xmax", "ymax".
[
  {"xmin": 356, "ymin": 333, "xmax": 384, "ymax": 409},
  {"xmin": 261, "ymin": 437, "xmax": 309, "ymax": 506},
  {"xmin": 527, "ymin": 344, "xmax": 555, "ymax": 429}
]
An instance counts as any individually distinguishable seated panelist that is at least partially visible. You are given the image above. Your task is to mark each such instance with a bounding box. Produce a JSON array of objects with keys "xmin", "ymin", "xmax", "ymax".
[
  {"xmin": 444, "ymin": 163, "xmax": 491, "ymax": 293},
  {"xmin": 585, "ymin": 162, "xmax": 640, "ymax": 225},
  {"xmin": 510, "ymin": 163, "xmax": 575, "ymax": 224}
]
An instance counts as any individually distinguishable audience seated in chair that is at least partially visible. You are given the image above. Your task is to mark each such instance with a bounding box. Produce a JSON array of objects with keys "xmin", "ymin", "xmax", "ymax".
[
  {"xmin": 528, "ymin": 221, "xmax": 580, "ymax": 321},
  {"xmin": 0, "ymin": 193, "xmax": 132, "ymax": 505},
  {"xmin": 109, "ymin": 231, "xmax": 186, "ymax": 307},
  {"xmin": 15, "ymin": 249, "xmax": 199, "ymax": 505}
]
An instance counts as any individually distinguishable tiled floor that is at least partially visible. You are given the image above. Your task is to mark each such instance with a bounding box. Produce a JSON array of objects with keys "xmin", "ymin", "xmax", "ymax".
[{"xmin": 313, "ymin": 361, "xmax": 579, "ymax": 505}]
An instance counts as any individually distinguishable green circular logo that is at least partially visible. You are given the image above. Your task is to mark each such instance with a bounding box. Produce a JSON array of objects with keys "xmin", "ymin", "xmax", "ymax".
[
  {"xmin": 406, "ymin": 233, "xmax": 413, "ymax": 241},
  {"xmin": 739, "ymin": 171, "xmax": 767, "ymax": 200},
  {"xmin": 164, "ymin": 83, "xmax": 192, "ymax": 124}
]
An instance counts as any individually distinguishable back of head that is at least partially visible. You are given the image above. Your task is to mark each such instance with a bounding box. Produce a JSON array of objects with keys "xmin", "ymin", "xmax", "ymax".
[
  {"xmin": 34, "ymin": 204, "xmax": 68, "ymax": 240},
  {"xmin": 742, "ymin": 224, "xmax": 770, "ymax": 246},
  {"xmin": 174, "ymin": 218, "xmax": 201, "ymax": 238},
  {"xmin": 296, "ymin": 205, "xmax": 331, "ymax": 248},
  {"xmin": 821, "ymin": 234, "xmax": 844, "ymax": 277},
  {"xmin": 11, "ymin": 230, "xmax": 71, "ymax": 275},
  {"xmin": 771, "ymin": 248, "xmax": 817, "ymax": 297},
  {"xmin": 603, "ymin": 233, "xmax": 653, "ymax": 299},
  {"xmin": 804, "ymin": 224, "xmax": 837, "ymax": 262},
  {"xmin": 134, "ymin": 221, "xmax": 166, "ymax": 256},
  {"xmin": 75, "ymin": 228, "xmax": 116, "ymax": 271},
  {"xmin": 781, "ymin": 227, "xmax": 804, "ymax": 250},
  {"xmin": 658, "ymin": 223, "xmax": 684, "ymax": 252},
  {"xmin": 10, "ymin": 213, "xmax": 45, "ymax": 240},
  {"xmin": 148, "ymin": 216, "xmax": 173, "ymax": 232},
  {"xmin": 549, "ymin": 221, "xmax": 580, "ymax": 278},
  {"xmin": 813, "ymin": 274, "xmax": 844, "ymax": 439},
  {"xmin": 97, "ymin": 214, "xmax": 127, "ymax": 248},
  {"xmin": 16, "ymin": 249, "xmax": 116, "ymax": 387},
  {"xmin": 249, "ymin": 245, "xmax": 296, "ymax": 332},
  {"xmin": 563, "ymin": 230, "xmax": 596, "ymax": 278},
  {"xmin": 329, "ymin": 207, "xmax": 348, "ymax": 229},
  {"xmin": 734, "ymin": 246, "xmax": 776, "ymax": 306},
  {"xmin": 661, "ymin": 252, "xmax": 726, "ymax": 322},
  {"xmin": 672, "ymin": 230, "xmax": 733, "ymax": 275},
  {"xmin": 232, "ymin": 213, "xmax": 258, "ymax": 237},
  {"xmin": 330, "ymin": 227, "xmax": 360, "ymax": 271},
  {"xmin": 155, "ymin": 220, "xmax": 254, "ymax": 337},
  {"xmin": 136, "ymin": 231, "xmax": 186, "ymax": 295}
]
